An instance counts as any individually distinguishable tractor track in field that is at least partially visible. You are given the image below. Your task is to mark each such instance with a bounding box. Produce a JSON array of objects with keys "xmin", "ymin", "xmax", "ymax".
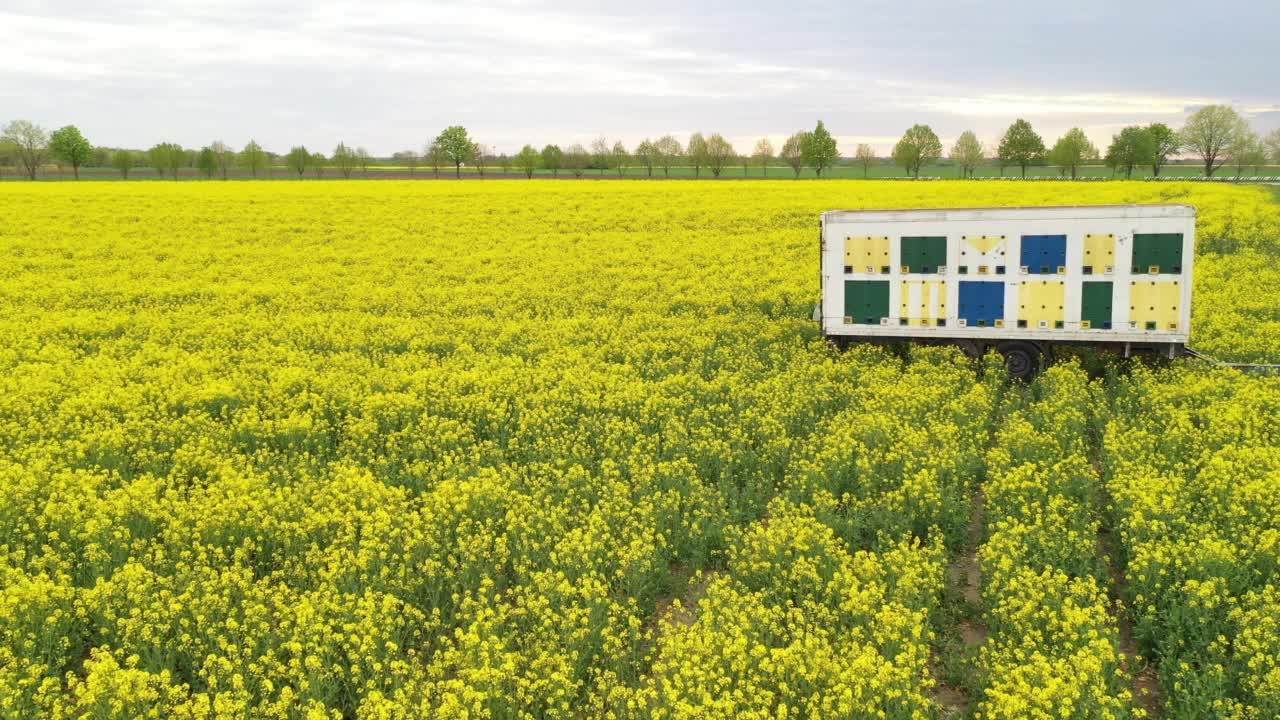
[
  {"xmin": 1091, "ymin": 380, "xmax": 1164, "ymax": 718},
  {"xmin": 931, "ymin": 371, "xmax": 1001, "ymax": 718},
  {"xmin": 934, "ymin": 485, "xmax": 988, "ymax": 718}
]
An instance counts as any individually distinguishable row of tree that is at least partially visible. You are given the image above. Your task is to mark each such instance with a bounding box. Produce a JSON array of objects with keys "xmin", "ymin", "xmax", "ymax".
[
  {"xmin": 890, "ymin": 106, "xmax": 1277, "ymax": 179},
  {"xmin": 491, "ymin": 122, "xmax": 839, "ymax": 179},
  {"xmin": 3, "ymin": 106, "xmax": 1277, "ymax": 181}
]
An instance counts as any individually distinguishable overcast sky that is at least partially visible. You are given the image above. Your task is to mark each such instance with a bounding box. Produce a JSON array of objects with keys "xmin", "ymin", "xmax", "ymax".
[{"xmin": 4, "ymin": 0, "xmax": 1278, "ymax": 156}]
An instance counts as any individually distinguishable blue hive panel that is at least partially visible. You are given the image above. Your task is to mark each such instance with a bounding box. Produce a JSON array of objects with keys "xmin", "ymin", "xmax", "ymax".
[
  {"xmin": 1020, "ymin": 235, "xmax": 1066, "ymax": 275},
  {"xmin": 958, "ymin": 281, "xmax": 1004, "ymax": 327}
]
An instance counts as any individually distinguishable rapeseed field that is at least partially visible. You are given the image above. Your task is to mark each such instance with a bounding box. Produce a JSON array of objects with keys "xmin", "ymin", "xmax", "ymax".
[{"xmin": 0, "ymin": 180, "xmax": 1277, "ymax": 718}]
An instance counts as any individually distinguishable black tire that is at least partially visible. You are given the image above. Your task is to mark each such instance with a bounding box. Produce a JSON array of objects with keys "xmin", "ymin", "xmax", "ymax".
[{"xmin": 999, "ymin": 341, "xmax": 1042, "ymax": 381}]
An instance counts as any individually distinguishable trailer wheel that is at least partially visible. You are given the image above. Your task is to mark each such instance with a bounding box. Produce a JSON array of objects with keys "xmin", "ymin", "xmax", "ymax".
[{"xmin": 998, "ymin": 341, "xmax": 1041, "ymax": 381}]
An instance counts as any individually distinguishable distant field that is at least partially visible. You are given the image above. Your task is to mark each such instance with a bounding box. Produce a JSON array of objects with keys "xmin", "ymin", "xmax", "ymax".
[{"xmin": 7, "ymin": 162, "xmax": 1279, "ymax": 182}]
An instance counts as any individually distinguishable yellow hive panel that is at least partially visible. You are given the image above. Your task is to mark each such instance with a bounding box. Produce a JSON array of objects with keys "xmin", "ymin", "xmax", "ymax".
[
  {"xmin": 1017, "ymin": 280, "xmax": 1065, "ymax": 327},
  {"xmin": 960, "ymin": 234, "xmax": 1007, "ymax": 271},
  {"xmin": 1130, "ymin": 280, "xmax": 1181, "ymax": 330},
  {"xmin": 962, "ymin": 234, "xmax": 1005, "ymax": 253},
  {"xmin": 1084, "ymin": 233, "xmax": 1115, "ymax": 273},
  {"xmin": 844, "ymin": 236, "xmax": 890, "ymax": 273},
  {"xmin": 899, "ymin": 280, "xmax": 947, "ymax": 326}
]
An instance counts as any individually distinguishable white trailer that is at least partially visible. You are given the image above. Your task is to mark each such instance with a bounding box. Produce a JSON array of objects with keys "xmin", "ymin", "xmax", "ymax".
[{"xmin": 818, "ymin": 204, "xmax": 1195, "ymax": 378}]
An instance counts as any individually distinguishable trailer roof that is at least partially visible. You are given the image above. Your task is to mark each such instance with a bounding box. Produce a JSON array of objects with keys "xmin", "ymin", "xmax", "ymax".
[{"xmin": 822, "ymin": 204, "xmax": 1196, "ymax": 223}]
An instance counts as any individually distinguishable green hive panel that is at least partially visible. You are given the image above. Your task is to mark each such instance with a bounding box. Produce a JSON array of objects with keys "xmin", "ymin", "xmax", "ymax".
[
  {"xmin": 1080, "ymin": 281, "xmax": 1114, "ymax": 329},
  {"xmin": 1132, "ymin": 233, "xmax": 1183, "ymax": 274},
  {"xmin": 900, "ymin": 236, "xmax": 947, "ymax": 273},
  {"xmin": 844, "ymin": 280, "xmax": 890, "ymax": 324}
]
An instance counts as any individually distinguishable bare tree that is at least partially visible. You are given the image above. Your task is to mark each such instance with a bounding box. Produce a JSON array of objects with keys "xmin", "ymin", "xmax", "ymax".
[
  {"xmin": 780, "ymin": 133, "xmax": 805, "ymax": 178},
  {"xmin": 687, "ymin": 132, "xmax": 708, "ymax": 177},
  {"xmin": 211, "ymin": 140, "xmax": 236, "ymax": 179},
  {"xmin": 752, "ymin": 138, "xmax": 774, "ymax": 177},
  {"xmin": 635, "ymin": 139, "xmax": 657, "ymax": 177},
  {"xmin": 1227, "ymin": 130, "xmax": 1266, "ymax": 176},
  {"xmin": 2, "ymin": 120, "xmax": 49, "ymax": 180},
  {"xmin": 948, "ymin": 131, "xmax": 983, "ymax": 179},
  {"xmin": 611, "ymin": 141, "xmax": 629, "ymax": 176},
  {"xmin": 498, "ymin": 153, "xmax": 512, "ymax": 174},
  {"xmin": 590, "ymin": 136, "xmax": 610, "ymax": 175},
  {"xmin": 853, "ymin": 143, "xmax": 876, "ymax": 178},
  {"xmin": 654, "ymin": 135, "xmax": 682, "ymax": 177},
  {"xmin": 393, "ymin": 150, "xmax": 421, "ymax": 176},
  {"xmin": 473, "ymin": 143, "xmax": 488, "ymax": 177},
  {"xmin": 1180, "ymin": 104, "xmax": 1248, "ymax": 177},
  {"xmin": 356, "ymin": 147, "xmax": 371, "ymax": 176},
  {"xmin": 426, "ymin": 141, "xmax": 444, "ymax": 178},
  {"xmin": 1266, "ymin": 128, "xmax": 1280, "ymax": 165},
  {"xmin": 0, "ymin": 137, "xmax": 15, "ymax": 179},
  {"xmin": 565, "ymin": 143, "xmax": 589, "ymax": 178},
  {"xmin": 705, "ymin": 133, "xmax": 734, "ymax": 178}
]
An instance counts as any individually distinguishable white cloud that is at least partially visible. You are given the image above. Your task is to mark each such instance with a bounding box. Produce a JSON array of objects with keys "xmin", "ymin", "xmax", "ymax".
[{"xmin": 2, "ymin": 1, "xmax": 1275, "ymax": 154}]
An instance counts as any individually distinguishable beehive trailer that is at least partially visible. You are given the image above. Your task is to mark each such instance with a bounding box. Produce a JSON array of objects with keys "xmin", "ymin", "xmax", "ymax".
[{"xmin": 816, "ymin": 205, "xmax": 1195, "ymax": 379}]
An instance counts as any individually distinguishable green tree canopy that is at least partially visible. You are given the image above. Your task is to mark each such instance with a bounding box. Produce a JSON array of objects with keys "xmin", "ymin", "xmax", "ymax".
[
  {"xmin": 1146, "ymin": 123, "xmax": 1179, "ymax": 177},
  {"xmin": 49, "ymin": 125, "xmax": 93, "ymax": 179},
  {"xmin": 148, "ymin": 142, "xmax": 186, "ymax": 179},
  {"xmin": 1104, "ymin": 126, "xmax": 1154, "ymax": 179},
  {"xmin": 435, "ymin": 126, "xmax": 475, "ymax": 178},
  {"xmin": 111, "ymin": 149, "xmax": 136, "ymax": 179},
  {"xmin": 997, "ymin": 119, "xmax": 1046, "ymax": 178},
  {"xmin": 1048, "ymin": 128, "xmax": 1099, "ymax": 180},
  {"xmin": 892, "ymin": 124, "xmax": 942, "ymax": 178},
  {"xmin": 240, "ymin": 140, "xmax": 268, "ymax": 177},
  {"xmin": 332, "ymin": 142, "xmax": 358, "ymax": 179},
  {"xmin": 540, "ymin": 144, "xmax": 562, "ymax": 177},
  {"xmin": 196, "ymin": 147, "xmax": 218, "ymax": 178},
  {"xmin": 285, "ymin": 146, "xmax": 309, "ymax": 177},
  {"xmin": 515, "ymin": 145, "xmax": 541, "ymax": 178},
  {"xmin": 1227, "ymin": 131, "xmax": 1266, "ymax": 176},
  {"xmin": 635, "ymin": 139, "xmax": 658, "ymax": 177},
  {"xmin": 801, "ymin": 120, "xmax": 839, "ymax": 177}
]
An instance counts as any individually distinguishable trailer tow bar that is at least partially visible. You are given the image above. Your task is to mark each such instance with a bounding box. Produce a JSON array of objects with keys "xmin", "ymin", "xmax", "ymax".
[{"xmin": 1184, "ymin": 346, "xmax": 1280, "ymax": 374}]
